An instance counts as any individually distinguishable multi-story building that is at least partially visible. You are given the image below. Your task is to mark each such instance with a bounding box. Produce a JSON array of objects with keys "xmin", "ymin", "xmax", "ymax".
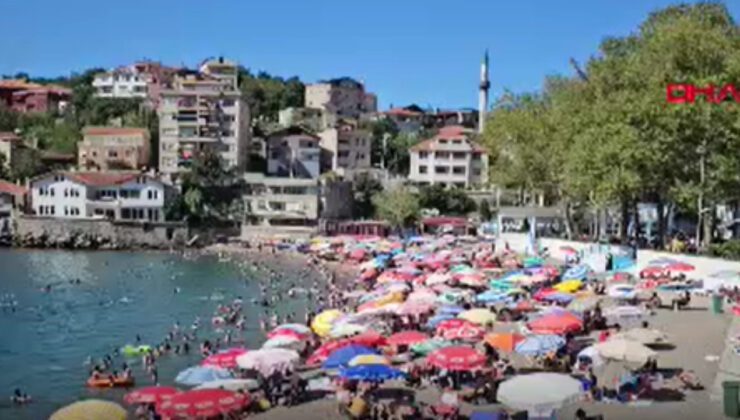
[
  {"xmin": 78, "ymin": 127, "xmax": 150, "ymax": 171},
  {"xmin": 377, "ymin": 106, "xmax": 479, "ymax": 133},
  {"xmin": 157, "ymin": 57, "xmax": 250, "ymax": 174},
  {"xmin": 0, "ymin": 132, "xmax": 23, "ymax": 170},
  {"xmin": 242, "ymin": 173, "xmax": 319, "ymax": 227},
  {"xmin": 266, "ymin": 126, "xmax": 321, "ymax": 179},
  {"xmin": 305, "ymin": 78, "xmax": 377, "ymax": 120},
  {"xmin": 278, "ymin": 107, "xmax": 334, "ymax": 133},
  {"xmin": 318, "ymin": 122, "xmax": 372, "ymax": 175},
  {"xmin": 30, "ymin": 171, "xmax": 166, "ymax": 221},
  {"xmin": 0, "ymin": 180, "xmax": 27, "ymax": 234},
  {"xmin": 408, "ymin": 125, "xmax": 488, "ymax": 188},
  {"xmin": 0, "ymin": 79, "xmax": 70, "ymax": 113},
  {"xmin": 93, "ymin": 61, "xmax": 177, "ymax": 107}
]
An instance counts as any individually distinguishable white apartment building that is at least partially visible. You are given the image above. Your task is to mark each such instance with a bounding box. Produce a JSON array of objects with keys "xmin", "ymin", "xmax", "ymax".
[
  {"xmin": 93, "ymin": 66, "xmax": 150, "ymax": 99},
  {"xmin": 266, "ymin": 126, "xmax": 321, "ymax": 179},
  {"xmin": 30, "ymin": 172, "xmax": 166, "ymax": 221},
  {"xmin": 305, "ymin": 78, "xmax": 377, "ymax": 120},
  {"xmin": 408, "ymin": 125, "xmax": 489, "ymax": 188},
  {"xmin": 243, "ymin": 173, "xmax": 319, "ymax": 227},
  {"xmin": 158, "ymin": 57, "xmax": 250, "ymax": 174},
  {"xmin": 318, "ymin": 123, "xmax": 372, "ymax": 174}
]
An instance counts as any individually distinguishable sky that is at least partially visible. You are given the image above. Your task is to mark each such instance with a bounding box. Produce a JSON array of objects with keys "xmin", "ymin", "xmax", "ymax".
[{"xmin": 2, "ymin": 0, "xmax": 739, "ymax": 110}]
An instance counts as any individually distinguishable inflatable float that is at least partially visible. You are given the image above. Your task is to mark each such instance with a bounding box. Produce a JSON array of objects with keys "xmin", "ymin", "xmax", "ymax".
[
  {"xmin": 121, "ymin": 344, "xmax": 151, "ymax": 356},
  {"xmin": 86, "ymin": 377, "xmax": 135, "ymax": 388}
]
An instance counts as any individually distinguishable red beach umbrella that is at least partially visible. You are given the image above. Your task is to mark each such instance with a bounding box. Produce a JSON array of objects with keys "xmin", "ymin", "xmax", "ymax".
[
  {"xmin": 349, "ymin": 248, "xmax": 367, "ymax": 261},
  {"xmin": 666, "ymin": 262, "xmax": 694, "ymax": 272},
  {"xmin": 349, "ymin": 331, "xmax": 387, "ymax": 347},
  {"xmin": 533, "ymin": 287, "xmax": 556, "ymax": 301},
  {"xmin": 266, "ymin": 328, "xmax": 307, "ymax": 340},
  {"xmin": 527, "ymin": 313, "xmax": 582, "ymax": 335},
  {"xmin": 640, "ymin": 266, "xmax": 665, "ymax": 278},
  {"xmin": 200, "ymin": 348, "xmax": 248, "ymax": 368},
  {"xmin": 124, "ymin": 386, "xmax": 179, "ymax": 404},
  {"xmin": 387, "ymin": 331, "xmax": 428, "ymax": 346},
  {"xmin": 426, "ymin": 345, "xmax": 485, "ymax": 371},
  {"xmin": 157, "ymin": 389, "xmax": 248, "ymax": 419},
  {"xmin": 435, "ymin": 319, "xmax": 485, "ymax": 340},
  {"xmin": 306, "ymin": 339, "xmax": 352, "ymax": 365}
]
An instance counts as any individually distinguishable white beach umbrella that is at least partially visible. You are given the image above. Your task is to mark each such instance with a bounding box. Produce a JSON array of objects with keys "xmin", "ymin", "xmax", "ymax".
[
  {"xmin": 594, "ymin": 338, "xmax": 656, "ymax": 364},
  {"xmin": 607, "ymin": 284, "xmax": 637, "ymax": 300},
  {"xmin": 194, "ymin": 378, "xmax": 260, "ymax": 392},
  {"xmin": 611, "ymin": 328, "xmax": 669, "ymax": 345},
  {"xmin": 603, "ymin": 306, "xmax": 646, "ymax": 326},
  {"xmin": 261, "ymin": 335, "xmax": 305, "ymax": 351},
  {"xmin": 576, "ymin": 345, "xmax": 605, "ymax": 368},
  {"xmin": 498, "ymin": 373, "xmax": 582, "ymax": 413},
  {"xmin": 236, "ymin": 349, "xmax": 300, "ymax": 376}
]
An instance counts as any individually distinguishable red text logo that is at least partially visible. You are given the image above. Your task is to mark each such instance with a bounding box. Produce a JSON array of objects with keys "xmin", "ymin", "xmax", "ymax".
[{"xmin": 666, "ymin": 83, "xmax": 740, "ymax": 103}]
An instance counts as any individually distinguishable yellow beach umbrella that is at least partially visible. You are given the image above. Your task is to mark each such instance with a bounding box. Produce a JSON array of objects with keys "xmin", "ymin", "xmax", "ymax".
[
  {"xmin": 554, "ymin": 279, "xmax": 583, "ymax": 293},
  {"xmin": 348, "ymin": 354, "xmax": 391, "ymax": 366},
  {"xmin": 311, "ymin": 309, "xmax": 343, "ymax": 337},
  {"xmin": 50, "ymin": 399, "xmax": 127, "ymax": 420},
  {"xmin": 458, "ymin": 308, "xmax": 496, "ymax": 325}
]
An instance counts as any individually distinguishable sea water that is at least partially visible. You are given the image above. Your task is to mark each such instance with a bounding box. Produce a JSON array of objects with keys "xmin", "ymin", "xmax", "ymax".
[{"xmin": 0, "ymin": 249, "xmax": 311, "ymax": 419}]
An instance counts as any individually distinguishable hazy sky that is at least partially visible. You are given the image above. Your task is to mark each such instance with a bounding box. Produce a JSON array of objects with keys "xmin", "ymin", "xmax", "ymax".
[{"xmin": 2, "ymin": 0, "xmax": 738, "ymax": 109}]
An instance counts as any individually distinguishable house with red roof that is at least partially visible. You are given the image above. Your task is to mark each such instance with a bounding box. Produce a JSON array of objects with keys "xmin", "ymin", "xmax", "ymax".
[
  {"xmin": 0, "ymin": 180, "xmax": 28, "ymax": 232},
  {"xmin": 29, "ymin": 171, "xmax": 166, "ymax": 221},
  {"xmin": 407, "ymin": 125, "xmax": 488, "ymax": 189},
  {"xmin": 78, "ymin": 126, "xmax": 151, "ymax": 170},
  {"xmin": 0, "ymin": 79, "xmax": 71, "ymax": 113}
]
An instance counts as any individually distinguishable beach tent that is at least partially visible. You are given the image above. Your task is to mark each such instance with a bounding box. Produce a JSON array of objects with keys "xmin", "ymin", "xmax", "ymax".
[{"xmin": 498, "ymin": 373, "xmax": 582, "ymax": 413}]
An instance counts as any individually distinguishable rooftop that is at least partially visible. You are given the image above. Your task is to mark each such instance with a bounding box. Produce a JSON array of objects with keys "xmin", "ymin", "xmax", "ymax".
[
  {"xmin": 409, "ymin": 125, "xmax": 484, "ymax": 153},
  {"xmin": 0, "ymin": 180, "xmax": 27, "ymax": 196},
  {"xmin": 82, "ymin": 127, "xmax": 148, "ymax": 136},
  {"xmin": 0, "ymin": 79, "xmax": 70, "ymax": 95}
]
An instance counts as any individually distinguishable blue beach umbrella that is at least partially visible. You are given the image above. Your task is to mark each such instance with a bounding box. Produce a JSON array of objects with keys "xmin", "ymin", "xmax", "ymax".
[
  {"xmin": 175, "ymin": 365, "xmax": 233, "ymax": 386},
  {"xmin": 426, "ymin": 313, "xmax": 454, "ymax": 328},
  {"xmin": 542, "ymin": 292, "xmax": 574, "ymax": 303},
  {"xmin": 514, "ymin": 334, "xmax": 565, "ymax": 356},
  {"xmin": 322, "ymin": 345, "xmax": 378, "ymax": 369},
  {"xmin": 476, "ymin": 290, "xmax": 507, "ymax": 303},
  {"xmin": 338, "ymin": 364, "xmax": 405, "ymax": 381},
  {"xmin": 437, "ymin": 305, "xmax": 465, "ymax": 315},
  {"xmin": 648, "ymin": 257, "xmax": 678, "ymax": 267},
  {"xmin": 563, "ymin": 265, "xmax": 588, "ymax": 280}
]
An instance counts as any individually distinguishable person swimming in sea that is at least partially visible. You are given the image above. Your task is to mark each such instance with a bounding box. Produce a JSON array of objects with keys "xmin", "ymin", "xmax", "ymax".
[{"xmin": 11, "ymin": 388, "xmax": 31, "ymax": 404}]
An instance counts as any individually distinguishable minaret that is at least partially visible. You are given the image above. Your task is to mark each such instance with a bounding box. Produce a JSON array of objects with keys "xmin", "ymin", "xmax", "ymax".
[{"xmin": 478, "ymin": 49, "xmax": 490, "ymax": 133}]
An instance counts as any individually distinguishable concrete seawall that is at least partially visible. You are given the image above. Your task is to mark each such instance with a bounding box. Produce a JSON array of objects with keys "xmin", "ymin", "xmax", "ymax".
[{"xmin": 14, "ymin": 216, "xmax": 190, "ymax": 249}]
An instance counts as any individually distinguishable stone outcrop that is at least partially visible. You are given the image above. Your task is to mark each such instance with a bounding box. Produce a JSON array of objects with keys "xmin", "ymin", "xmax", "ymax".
[{"xmin": 13, "ymin": 216, "xmax": 190, "ymax": 250}]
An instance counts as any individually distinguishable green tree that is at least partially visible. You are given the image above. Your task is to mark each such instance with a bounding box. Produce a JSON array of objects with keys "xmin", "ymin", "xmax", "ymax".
[
  {"xmin": 239, "ymin": 69, "xmax": 304, "ymax": 122},
  {"xmin": 352, "ymin": 172, "xmax": 382, "ymax": 219},
  {"xmin": 418, "ymin": 184, "xmax": 477, "ymax": 215},
  {"xmin": 179, "ymin": 148, "xmax": 244, "ymax": 224},
  {"xmin": 479, "ymin": 199, "xmax": 492, "ymax": 221},
  {"xmin": 372, "ymin": 186, "xmax": 420, "ymax": 228}
]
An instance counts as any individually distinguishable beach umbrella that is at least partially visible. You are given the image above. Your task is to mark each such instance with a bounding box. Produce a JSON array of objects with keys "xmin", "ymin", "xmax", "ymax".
[
  {"xmin": 410, "ymin": 338, "xmax": 454, "ymax": 355},
  {"xmin": 349, "ymin": 248, "xmax": 367, "ymax": 261},
  {"xmin": 426, "ymin": 272, "xmax": 453, "ymax": 285},
  {"xmin": 612, "ymin": 328, "xmax": 669, "ymax": 345},
  {"xmin": 607, "ymin": 283, "xmax": 637, "ymax": 300},
  {"xmin": 306, "ymin": 339, "xmax": 352, "ymax": 365},
  {"xmin": 457, "ymin": 273, "xmax": 486, "ymax": 287},
  {"xmin": 510, "ymin": 299, "xmax": 536, "ymax": 312},
  {"xmin": 603, "ymin": 306, "xmax": 646, "ymax": 325},
  {"xmin": 236, "ymin": 349, "xmax": 300, "ymax": 376},
  {"xmin": 564, "ymin": 264, "xmax": 589, "ymax": 280},
  {"xmin": 200, "ymin": 348, "xmax": 248, "ymax": 368},
  {"xmin": 329, "ymin": 323, "xmax": 368, "ymax": 338},
  {"xmin": 489, "ymin": 279, "xmax": 514, "ymax": 290},
  {"xmin": 348, "ymin": 331, "xmax": 387, "ymax": 347},
  {"xmin": 194, "ymin": 379, "xmax": 260, "ymax": 392},
  {"xmin": 323, "ymin": 345, "xmax": 378, "ymax": 368},
  {"xmin": 527, "ymin": 313, "xmax": 582, "ymax": 334},
  {"xmin": 338, "ymin": 364, "xmax": 405, "ymax": 381},
  {"xmin": 124, "ymin": 386, "xmax": 179, "ymax": 404},
  {"xmin": 406, "ymin": 288, "xmax": 438, "ymax": 303},
  {"xmin": 311, "ymin": 309, "xmax": 343, "ymax": 337},
  {"xmin": 437, "ymin": 304, "xmax": 465, "ymax": 315},
  {"xmin": 560, "ymin": 246, "xmax": 577, "ymax": 255},
  {"xmin": 435, "ymin": 318, "xmax": 486, "ymax": 340},
  {"xmin": 553, "ymin": 280, "xmax": 582, "ymax": 293},
  {"xmin": 497, "ymin": 373, "xmax": 582, "ymax": 413},
  {"xmin": 458, "ymin": 308, "xmax": 497, "ymax": 325},
  {"xmin": 427, "ymin": 345, "xmax": 486, "ymax": 371},
  {"xmin": 50, "ymin": 400, "xmax": 127, "ymax": 420},
  {"xmin": 158, "ymin": 389, "xmax": 249, "ymax": 419},
  {"xmin": 594, "ymin": 339, "xmax": 657, "ymax": 364},
  {"xmin": 666, "ymin": 261, "xmax": 694, "ymax": 272},
  {"xmin": 426, "ymin": 313, "xmax": 455, "ymax": 328},
  {"xmin": 542, "ymin": 292, "xmax": 574, "ymax": 304},
  {"xmin": 266, "ymin": 327, "xmax": 307, "ymax": 340},
  {"xmin": 575, "ymin": 345, "xmax": 605, "ymax": 368},
  {"xmin": 514, "ymin": 334, "xmax": 565, "ymax": 356},
  {"xmin": 175, "ymin": 365, "xmax": 233, "ymax": 386},
  {"xmin": 272, "ymin": 323, "xmax": 311, "ymax": 334},
  {"xmin": 476, "ymin": 290, "xmax": 507, "ymax": 303},
  {"xmin": 395, "ymin": 300, "xmax": 435, "ymax": 316},
  {"xmin": 533, "ymin": 287, "xmax": 556, "ymax": 301},
  {"xmin": 484, "ymin": 333, "xmax": 525, "ymax": 352},
  {"xmin": 567, "ymin": 296, "xmax": 601, "ymax": 313},
  {"xmin": 640, "ymin": 266, "xmax": 666, "ymax": 278},
  {"xmin": 348, "ymin": 354, "xmax": 390, "ymax": 366},
  {"xmin": 387, "ymin": 330, "xmax": 428, "ymax": 346},
  {"xmin": 261, "ymin": 335, "xmax": 304, "ymax": 351}
]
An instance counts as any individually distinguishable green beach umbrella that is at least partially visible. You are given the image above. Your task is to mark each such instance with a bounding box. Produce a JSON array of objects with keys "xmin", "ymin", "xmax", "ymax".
[{"xmin": 410, "ymin": 338, "xmax": 454, "ymax": 355}]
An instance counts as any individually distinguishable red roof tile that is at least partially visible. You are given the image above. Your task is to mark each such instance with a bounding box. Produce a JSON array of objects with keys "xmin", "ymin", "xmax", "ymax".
[
  {"xmin": 62, "ymin": 172, "xmax": 142, "ymax": 187},
  {"xmin": 383, "ymin": 107, "xmax": 422, "ymax": 117},
  {"xmin": 82, "ymin": 127, "xmax": 148, "ymax": 136},
  {"xmin": 0, "ymin": 132, "xmax": 21, "ymax": 142},
  {"xmin": 0, "ymin": 180, "xmax": 27, "ymax": 195},
  {"xmin": 408, "ymin": 138, "xmax": 435, "ymax": 152}
]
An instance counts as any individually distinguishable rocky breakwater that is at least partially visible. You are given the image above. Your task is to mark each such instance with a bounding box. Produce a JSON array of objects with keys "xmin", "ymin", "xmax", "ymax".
[{"xmin": 14, "ymin": 216, "xmax": 190, "ymax": 250}]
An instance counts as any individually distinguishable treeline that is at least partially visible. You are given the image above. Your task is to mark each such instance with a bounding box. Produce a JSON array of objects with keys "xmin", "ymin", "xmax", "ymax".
[{"xmin": 480, "ymin": 2, "xmax": 740, "ymax": 248}]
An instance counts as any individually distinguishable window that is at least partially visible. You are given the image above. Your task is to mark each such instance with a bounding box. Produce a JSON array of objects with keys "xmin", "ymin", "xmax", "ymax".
[
  {"xmin": 108, "ymin": 150, "xmax": 118, "ymax": 158},
  {"xmin": 435, "ymin": 151, "xmax": 450, "ymax": 159},
  {"xmin": 435, "ymin": 166, "xmax": 449, "ymax": 174},
  {"xmin": 453, "ymin": 166, "xmax": 465, "ymax": 174},
  {"xmin": 453, "ymin": 152, "xmax": 466, "ymax": 160},
  {"xmin": 64, "ymin": 206, "xmax": 68, "ymax": 216},
  {"xmin": 419, "ymin": 165, "xmax": 428, "ymax": 174},
  {"xmin": 419, "ymin": 151, "xmax": 428, "ymax": 159},
  {"xmin": 438, "ymin": 139, "xmax": 448, "ymax": 145},
  {"xmin": 472, "ymin": 153, "xmax": 482, "ymax": 161},
  {"xmin": 49, "ymin": 188, "xmax": 55, "ymax": 197},
  {"xmin": 452, "ymin": 140, "xmax": 462, "ymax": 145},
  {"xmin": 122, "ymin": 209, "xmax": 131, "ymax": 219},
  {"xmin": 147, "ymin": 190, "xmax": 159, "ymax": 200},
  {"xmin": 473, "ymin": 168, "xmax": 482, "ymax": 176},
  {"xmin": 338, "ymin": 150, "xmax": 350, "ymax": 158}
]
